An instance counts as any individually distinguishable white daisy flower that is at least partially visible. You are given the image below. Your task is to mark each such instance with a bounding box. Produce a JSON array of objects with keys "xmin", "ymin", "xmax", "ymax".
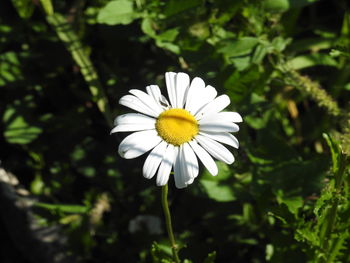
[{"xmin": 111, "ymin": 72, "xmax": 242, "ymax": 189}]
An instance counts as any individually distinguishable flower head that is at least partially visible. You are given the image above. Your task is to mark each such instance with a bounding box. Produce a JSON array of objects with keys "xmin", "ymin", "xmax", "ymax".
[{"xmin": 111, "ymin": 72, "xmax": 242, "ymax": 188}]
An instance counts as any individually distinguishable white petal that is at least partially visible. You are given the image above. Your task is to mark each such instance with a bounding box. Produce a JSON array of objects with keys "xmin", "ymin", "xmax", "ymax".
[
  {"xmin": 129, "ymin": 89, "xmax": 163, "ymax": 115},
  {"xmin": 114, "ymin": 113, "xmax": 156, "ymax": 126},
  {"xmin": 145, "ymin": 85, "xmax": 170, "ymax": 108},
  {"xmin": 175, "ymin": 72, "xmax": 190, "ymax": 108},
  {"xmin": 188, "ymin": 140, "xmax": 218, "ymax": 176},
  {"xmin": 183, "ymin": 142, "xmax": 199, "ymax": 179},
  {"xmin": 200, "ymin": 131, "xmax": 239, "ymax": 149},
  {"xmin": 143, "ymin": 141, "xmax": 168, "ymax": 179},
  {"xmin": 165, "ymin": 72, "xmax": 177, "ymax": 108},
  {"xmin": 174, "ymin": 143, "xmax": 198, "ymax": 188},
  {"xmin": 156, "ymin": 144, "xmax": 176, "ymax": 186},
  {"xmin": 111, "ymin": 113, "xmax": 156, "ymax": 133},
  {"xmin": 185, "ymin": 77, "xmax": 205, "ymax": 112},
  {"xmin": 226, "ymin": 112, "xmax": 243, "ymax": 123},
  {"xmin": 119, "ymin": 95, "xmax": 158, "ymax": 117},
  {"xmin": 146, "ymin": 85, "xmax": 161, "ymax": 102},
  {"xmin": 174, "ymin": 146, "xmax": 187, "ymax": 189},
  {"xmin": 195, "ymin": 135, "xmax": 234, "ymax": 164},
  {"xmin": 111, "ymin": 124, "xmax": 155, "ymax": 133},
  {"xmin": 199, "ymin": 121, "xmax": 239, "ymax": 133},
  {"xmin": 118, "ymin": 130, "xmax": 162, "ymax": 159},
  {"xmin": 195, "ymin": 95, "xmax": 230, "ymax": 120},
  {"xmin": 200, "ymin": 112, "xmax": 243, "ymax": 124},
  {"xmin": 186, "ymin": 81, "xmax": 217, "ymax": 115}
]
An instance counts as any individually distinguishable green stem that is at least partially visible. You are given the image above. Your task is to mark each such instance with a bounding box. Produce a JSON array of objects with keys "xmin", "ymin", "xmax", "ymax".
[
  {"xmin": 319, "ymin": 154, "xmax": 348, "ymax": 263},
  {"xmin": 161, "ymin": 184, "xmax": 180, "ymax": 263},
  {"xmin": 39, "ymin": 0, "xmax": 112, "ymax": 126}
]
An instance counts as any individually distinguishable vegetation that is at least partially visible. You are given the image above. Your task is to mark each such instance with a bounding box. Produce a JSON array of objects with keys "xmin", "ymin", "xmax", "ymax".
[{"xmin": 1, "ymin": 0, "xmax": 350, "ymax": 262}]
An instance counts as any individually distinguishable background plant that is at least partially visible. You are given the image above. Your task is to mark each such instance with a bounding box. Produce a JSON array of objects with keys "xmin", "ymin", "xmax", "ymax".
[{"xmin": 1, "ymin": 0, "xmax": 350, "ymax": 262}]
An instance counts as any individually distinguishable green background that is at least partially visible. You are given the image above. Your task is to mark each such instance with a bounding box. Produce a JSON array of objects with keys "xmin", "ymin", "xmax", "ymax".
[{"xmin": 1, "ymin": 0, "xmax": 350, "ymax": 262}]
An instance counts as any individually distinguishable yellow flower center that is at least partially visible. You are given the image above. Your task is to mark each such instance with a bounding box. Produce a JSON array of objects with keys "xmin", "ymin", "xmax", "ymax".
[{"xmin": 156, "ymin": 108, "xmax": 199, "ymax": 146}]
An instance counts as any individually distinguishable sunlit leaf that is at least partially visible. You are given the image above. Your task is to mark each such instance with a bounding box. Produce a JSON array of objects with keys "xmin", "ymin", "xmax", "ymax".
[
  {"xmin": 263, "ymin": 0, "xmax": 320, "ymax": 13},
  {"xmin": 288, "ymin": 54, "xmax": 338, "ymax": 69},
  {"xmin": 11, "ymin": 0, "xmax": 35, "ymax": 19},
  {"xmin": 97, "ymin": 0, "xmax": 139, "ymax": 25},
  {"xmin": 200, "ymin": 163, "xmax": 236, "ymax": 202},
  {"xmin": 3, "ymin": 107, "xmax": 42, "ymax": 144},
  {"xmin": 34, "ymin": 202, "xmax": 89, "ymax": 214},
  {"xmin": 276, "ymin": 190, "xmax": 303, "ymax": 216},
  {"xmin": 0, "ymin": 52, "xmax": 22, "ymax": 86}
]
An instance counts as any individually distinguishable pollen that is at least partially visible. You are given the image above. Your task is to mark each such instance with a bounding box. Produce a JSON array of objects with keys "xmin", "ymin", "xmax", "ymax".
[{"xmin": 156, "ymin": 108, "xmax": 199, "ymax": 146}]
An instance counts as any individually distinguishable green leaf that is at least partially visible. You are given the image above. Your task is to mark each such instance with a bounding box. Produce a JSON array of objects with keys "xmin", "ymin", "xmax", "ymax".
[
  {"xmin": 276, "ymin": 190, "xmax": 303, "ymax": 216},
  {"xmin": 141, "ymin": 18, "xmax": 156, "ymax": 37},
  {"xmin": 323, "ymin": 133, "xmax": 341, "ymax": 174},
  {"xmin": 251, "ymin": 44, "xmax": 267, "ymax": 64},
  {"xmin": 289, "ymin": 38, "xmax": 334, "ymax": 53},
  {"xmin": 97, "ymin": 0, "xmax": 139, "ymax": 25},
  {"xmin": 155, "ymin": 28, "xmax": 180, "ymax": 53},
  {"xmin": 39, "ymin": 0, "xmax": 54, "ymax": 16},
  {"xmin": 218, "ymin": 37, "xmax": 259, "ymax": 57},
  {"xmin": 31, "ymin": 175, "xmax": 45, "ymax": 195},
  {"xmin": 288, "ymin": 54, "xmax": 338, "ymax": 69},
  {"xmin": 156, "ymin": 28, "xmax": 179, "ymax": 42},
  {"xmin": 201, "ymin": 180, "xmax": 236, "ymax": 202},
  {"xmin": 150, "ymin": 242, "xmax": 173, "ymax": 263},
  {"xmin": 142, "ymin": 22, "xmax": 180, "ymax": 54},
  {"xmin": 295, "ymin": 225, "xmax": 319, "ymax": 246},
  {"xmin": 263, "ymin": 0, "xmax": 320, "ymax": 13},
  {"xmin": 34, "ymin": 202, "xmax": 89, "ymax": 214},
  {"xmin": 204, "ymin": 251, "xmax": 216, "ymax": 263},
  {"xmin": 200, "ymin": 163, "xmax": 235, "ymax": 202},
  {"xmin": 11, "ymin": 0, "xmax": 35, "ymax": 19},
  {"xmin": 265, "ymin": 244, "xmax": 274, "ymax": 261},
  {"xmin": 0, "ymin": 52, "xmax": 22, "ymax": 86},
  {"xmin": 164, "ymin": 0, "xmax": 202, "ymax": 17},
  {"xmin": 3, "ymin": 107, "xmax": 42, "ymax": 144}
]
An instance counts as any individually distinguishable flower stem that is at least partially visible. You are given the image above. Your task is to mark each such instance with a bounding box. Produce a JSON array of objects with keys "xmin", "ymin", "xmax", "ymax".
[{"xmin": 161, "ymin": 184, "xmax": 180, "ymax": 263}]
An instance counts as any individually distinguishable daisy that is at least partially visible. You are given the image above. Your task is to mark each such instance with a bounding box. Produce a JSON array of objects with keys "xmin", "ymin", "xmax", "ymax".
[{"xmin": 111, "ymin": 72, "xmax": 242, "ymax": 188}]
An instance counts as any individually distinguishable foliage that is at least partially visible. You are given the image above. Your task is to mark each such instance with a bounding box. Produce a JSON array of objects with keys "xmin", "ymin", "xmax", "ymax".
[{"xmin": 1, "ymin": 0, "xmax": 350, "ymax": 262}]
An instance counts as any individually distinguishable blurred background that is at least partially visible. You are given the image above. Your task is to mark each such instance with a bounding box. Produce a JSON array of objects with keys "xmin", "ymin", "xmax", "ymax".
[{"xmin": 1, "ymin": 0, "xmax": 350, "ymax": 262}]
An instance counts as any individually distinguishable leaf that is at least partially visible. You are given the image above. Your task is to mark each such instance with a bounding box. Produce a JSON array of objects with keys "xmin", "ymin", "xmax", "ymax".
[
  {"xmin": 295, "ymin": 225, "xmax": 319, "ymax": 246},
  {"xmin": 323, "ymin": 133, "xmax": 341, "ymax": 174},
  {"xmin": 200, "ymin": 163, "xmax": 236, "ymax": 202},
  {"xmin": 40, "ymin": 0, "xmax": 54, "ymax": 15},
  {"xmin": 314, "ymin": 185, "xmax": 333, "ymax": 217},
  {"xmin": 218, "ymin": 37, "xmax": 259, "ymax": 57},
  {"xmin": 327, "ymin": 231, "xmax": 349, "ymax": 263},
  {"xmin": 150, "ymin": 242, "xmax": 173, "ymax": 263},
  {"xmin": 11, "ymin": 0, "xmax": 35, "ymax": 19},
  {"xmin": 163, "ymin": 0, "xmax": 202, "ymax": 17},
  {"xmin": 251, "ymin": 44, "xmax": 267, "ymax": 64},
  {"xmin": 155, "ymin": 28, "xmax": 180, "ymax": 54},
  {"xmin": 141, "ymin": 18, "xmax": 156, "ymax": 37},
  {"xmin": 97, "ymin": 0, "xmax": 139, "ymax": 25},
  {"xmin": 288, "ymin": 54, "xmax": 338, "ymax": 69},
  {"xmin": 34, "ymin": 202, "xmax": 89, "ymax": 214},
  {"xmin": 224, "ymin": 68, "xmax": 263, "ymax": 103},
  {"xmin": 289, "ymin": 38, "xmax": 334, "ymax": 53},
  {"xmin": 0, "ymin": 51, "xmax": 22, "ymax": 86},
  {"xmin": 263, "ymin": 0, "xmax": 320, "ymax": 13},
  {"xmin": 141, "ymin": 21, "xmax": 180, "ymax": 54},
  {"xmin": 276, "ymin": 190, "xmax": 303, "ymax": 216},
  {"xmin": 201, "ymin": 180, "xmax": 236, "ymax": 202},
  {"xmin": 204, "ymin": 251, "xmax": 216, "ymax": 263},
  {"xmin": 3, "ymin": 107, "xmax": 42, "ymax": 144},
  {"xmin": 156, "ymin": 28, "xmax": 179, "ymax": 42},
  {"xmin": 265, "ymin": 244, "xmax": 274, "ymax": 261}
]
